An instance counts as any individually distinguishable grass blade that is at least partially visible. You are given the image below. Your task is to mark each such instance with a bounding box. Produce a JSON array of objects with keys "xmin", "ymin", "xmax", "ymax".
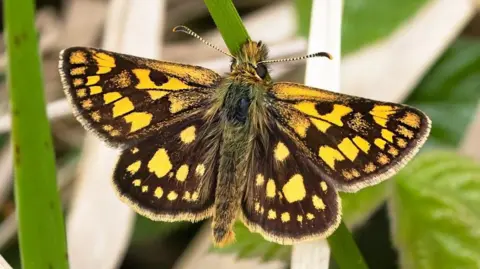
[{"xmin": 4, "ymin": 0, "xmax": 68, "ymax": 268}]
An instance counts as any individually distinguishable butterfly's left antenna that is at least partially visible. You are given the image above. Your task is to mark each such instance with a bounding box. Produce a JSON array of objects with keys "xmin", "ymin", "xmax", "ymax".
[
  {"xmin": 259, "ymin": 52, "xmax": 333, "ymax": 64},
  {"xmin": 173, "ymin": 25, "xmax": 235, "ymax": 59}
]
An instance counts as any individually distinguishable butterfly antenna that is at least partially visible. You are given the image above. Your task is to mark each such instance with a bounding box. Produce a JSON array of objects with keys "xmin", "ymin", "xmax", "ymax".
[
  {"xmin": 173, "ymin": 25, "xmax": 235, "ymax": 59},
  {"xmin": 259, "ymin": 52, "xmax": 332, "ymax": 64}
]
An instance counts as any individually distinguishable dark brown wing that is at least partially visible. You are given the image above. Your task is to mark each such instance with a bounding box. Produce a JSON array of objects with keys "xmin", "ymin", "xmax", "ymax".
[
  {"xmin": 113, "ymin": 112, "xmax": 221, "ymax": 222},
  {"xmin": 268, "ymin": 82, "xmax": 431, "ymax": 192},
  {"xmin": 59, "ymin": 47, "xmax": 221, "ymax": 148}
]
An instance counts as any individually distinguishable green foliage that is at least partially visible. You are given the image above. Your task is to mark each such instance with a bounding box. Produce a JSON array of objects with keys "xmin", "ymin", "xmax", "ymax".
[
  {"xmin": 406, "ymin": 38, "xmax": 480, "ymax": 147},
  {"xmin": 131, "ymin": 216, "xmax": 191, "ymax": 245},
  {"xmin": 4, "ymin": 0, "xmax": 68, "ymax": 268},
  {"xmin": 203, "ymin": 0, "xmax": 250, "ymax": 54},
  {"xmin": 212, "ymin": 222, "xmax": 292, "ymax": 262},
  {"xmin": 296, "ymin": 0, "xmax": 429, "ymax": 54},
  {"xmin": 390, "ymin": 151, "xmax": 480, "ymax": 268}
]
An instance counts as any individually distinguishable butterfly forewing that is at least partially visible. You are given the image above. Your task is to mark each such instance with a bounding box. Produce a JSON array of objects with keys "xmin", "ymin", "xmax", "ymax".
[
  {"xmin": 59, "ymin": 47, "xmax": 221, "ymax": 147},
  {"xmin": 241, "ymin": 121, "xmax": 340, "ymax": 244},
  {"xmin": 113, "ymin": 111, "xmax": 221, "ymax": 221},
  {"xmin": 269, "ymin": 82, "xmax": 431, "ymax": 192}
]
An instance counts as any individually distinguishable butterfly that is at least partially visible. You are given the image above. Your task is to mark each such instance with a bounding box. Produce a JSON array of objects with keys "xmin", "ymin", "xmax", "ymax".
[{"xmin": 58, "ymin": 26, "xmax": 431, "ymax": 246}]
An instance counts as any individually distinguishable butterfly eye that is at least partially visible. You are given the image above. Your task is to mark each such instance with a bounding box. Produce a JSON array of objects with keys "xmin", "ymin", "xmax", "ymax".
[{"xmin": 255, "ymin": 63, "xmax": 267, "ymax": 79}]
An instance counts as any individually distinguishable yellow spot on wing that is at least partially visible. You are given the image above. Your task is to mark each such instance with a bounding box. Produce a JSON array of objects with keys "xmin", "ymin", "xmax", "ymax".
[
  {"xmin": 154, "ymin": 187, "xmax": 163, "ymax": 198},
  {"xmin": 180, "ymin": 126, "xmax": 196, "ymax": 144},
  {"xmin": 91, "ymin": 111, "xmax": 101, "ymax": 122},
  {"xmin": 93, "ymin": 52, "xmax": 116, "ymax": 67},
  {"xmin": 86, "ymin": 76, "xmax": 100, "ymax": 86},
  {"xmin": 133, "ymin": 69, "xmax": 193, "ymax": 90},
  {"xmin": 268, "ymin": 209, "xmax": 277, "ymax": 219},
  {"xmin": 294, "ymin": 101, "xmax": 322, "ymax": 118},
  {"xmin": 104, "ymin": 92, "xmax": 122, "ymax": 104},
  {"xmin": 90, "ymin": 86, "xmax": 102, "ymax": 95},
  {"xmin": 381, "ymin": 129, "xmax": 395, "ymax": 143},
  {"xmin": 290, "ymin": 116, "xmax": 310, "ymax": 138},
  {"xmin": 73, "ymin": 78, "xmax": 83, "ymax": 87},
  {"xmin": 272, "ymin": 84, "xmax": 338, "ymax": 100},
  {"xmin": 141, "ymin": 186, "xmax": 148, "ymax": 192},
  {"xmin": 370, "ymin": 105, "xmax": 396, "ymax": 127},
  {"xmin": 266, "ymin": 179, "xmax": 276, "ymax": 198},
  {"xmin": 195, "ymin": 164, "xmax": 205, "ymax": 176},
  {"xmin": 102, "ymin": 125, "xmax": 113, "ymax": 131},
  {"xmin": 69, "ymin": 51, "xmax": 87, "ymax": 64},
  {"xmin": 112, "ymin": 97, "xmax": 134, "ymax": 117},
  {"xmin": 131, "ymin": 147, "xmax": 139, "ymax": 154},
  {"xmin": 96, "ymin": 66, "xmax": 111, "ymax": 74},
  {"xmin": 374, "ymin": 138, "xmax": 387, "ymax": 150},
  {"xmin": 176, "ymin": 164, "xmax": 189, "ymax": 182},
  {"xmin": 81, "ymin": 99, "xmax": 92, "ymax": 109},
  {"xmin": 148, "ymin": 148, "xmax": 172, "ymax": 178},
  {"xmin": 281, "ymin": 212, "xmax": 290, "ymax": 222},
  {"xmin": 306, "ymin": 213, "xmax": 315, "ymax": 220},
  {"xmin": 338, "ymin": 138, "xmax": 359, "ymax": 161},
  {"xmin": 76, "ymin": 88, "xmax": 86, "ymax": 97},
  {"xmin": 377, "ymin": 153, "xmax": 390, "ymax": 165},
  {"xmin": 132, "ymin": 179, "xmax": 141, "ymax": 186},
  {"xmin": 297, "ymin": 215, "xmax": 303, "ymax": 222},
  {"xmin": 274, "ymin": 142, "xmax": 289, "ymax": 161},
  {"xmin": 148, "ymin": 90, "xmax": 169, "ymax": 100},
  {"xmin": 183, "ymin": 191, "xmax": 191, "ymax": 201},
  {"xmin": 71, "ymin": 66, "xmax": 87, "ymax": 75},
  {"xmin": 320, "ymin": 104, "xmax": 353, "ymax": 126},
  {"xmin": 353, "ymin": 136, "xmax": 370, "ymax": 153},
  {"xmin": 282, "ymin": 174, "xmax": 306, "ymax": 203},
  {"xmin": 111, "ymin": 70, "xmax": 131, "ymax": 88},
  {"xmin": 169, "ymin": 96, "xmax": 185, "ymax": 113},
  {"xmin": 399, "ymin": 112, "xmax": 421, "ymax": 128},
  {"xmin": 397, "ymin": 138, "xmax": 408, "ymax": 148},
  {"xmin": 126, "ymin": 160, "xmax": 141, "ymax": 174},
  {"xmin": 363, "ymin": 162, "xmax": 376, "ymax": 173},
  {"xmin": 124, "ymin": 112, "xmax": 152, "ymax": 133},
  {"xmin": 167, "ymin": 191, "xmax": 178, "ymax": 201},
  {"xmin": 319, "ymin": 146, "xmax": 345, "ymax": 170},
  {"xmin": 320, "ymin": 181, "xmax": 328, "ymax": 192},
  {"xmin": 255, "ymin": 174, "xmax": 264, "ymax": 186},
  {"xmin": 396, "ymin": 125, "xmax": 414, "ymax": 139},
  {"xmin": 192, "ymin": 191, "xmax": 199, "ymax": 201},
  {"xmin": 312, "ymin": 195, "xmax": 326, "ymax": 210},
  {"xmin": 255, "ymin": 202, "xmax": 260, "ymax": 212},
  {"xmin": 310, "ymin": 118, "xmax": 331, "ymax": 133}
]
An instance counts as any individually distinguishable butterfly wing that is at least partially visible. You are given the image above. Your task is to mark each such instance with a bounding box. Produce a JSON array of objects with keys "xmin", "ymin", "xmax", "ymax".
[
  {"xmin": 113, "ymin": 112, "xmax": 221, "ymax": 221},
  {"xmin": 241, "ymin": 122, "xmax": 341, "ymax": 244},
  {"xmin": 268, "ymin": 82, "xmax": 431, "ymax": 192},
  {"xmin": 59, "ymin": 47, "xmax": 221, "ymax": 148}
]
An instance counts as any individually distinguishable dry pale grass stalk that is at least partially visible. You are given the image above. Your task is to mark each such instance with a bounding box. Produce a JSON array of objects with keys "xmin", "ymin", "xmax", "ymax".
[
  {"xmin": 459, "ymin": 103, "xmax": 480, "ymax": 160},
  {"xmin": 342, "ymin": 0, "xmax": 477, "ymax": 102},
  {"xmin": 65, "ymin": 1, "xmax": 165, "ymax": 268},
  {"xmin": 291, "ymin": 0, "xmax": 343, "ymax": 268}
]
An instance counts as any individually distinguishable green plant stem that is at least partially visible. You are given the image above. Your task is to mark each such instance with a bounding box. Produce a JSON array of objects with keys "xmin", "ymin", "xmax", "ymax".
[
  {"xmin": 4, "ymin": 0, "xmax": 68, "ymax": 268},
  {"xmin": 203, "ymin": 0, "xmax": 250, "ymax": 55},
  {"xmin": 328, "ymin": 222, "xmax": 368, "ymax": 269}
]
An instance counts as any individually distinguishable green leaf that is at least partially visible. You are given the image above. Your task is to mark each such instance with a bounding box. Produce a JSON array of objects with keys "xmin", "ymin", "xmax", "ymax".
[
  {"xmin": 390, "ymin": 151, "xmax": 480, "ymax": 269},
  {"xmin": 210, "ymin": 222, "xmax": 291, "ymax": 262},
  {"xmin": 130, "ymin": 215, "xmax": 191, "ymax": 245},
  {"xmin": 341, "ymin": 181, "xmax": 389, "ymax": 228},
  {"xmin": 4, "ymin": 0, "xmax": 68, "ymax": 268},
  {"xmin": 203, "ymin": 0, "xmax": 250, "ymax": 55},
  {"xmin": 406, "ymin": 38, "xmax": 480, "ymax": 148},
  {"xmin": 295, "ymin": 0, "xmax": 429, "ymax": 54}
]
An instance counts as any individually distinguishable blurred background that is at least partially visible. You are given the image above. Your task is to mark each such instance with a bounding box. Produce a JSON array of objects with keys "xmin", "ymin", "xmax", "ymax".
[{"xmin": 0, "ymin": 0, "xmax": 480, "ymax": 268}]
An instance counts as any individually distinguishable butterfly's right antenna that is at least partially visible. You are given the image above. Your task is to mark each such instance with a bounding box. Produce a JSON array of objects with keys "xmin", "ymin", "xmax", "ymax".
[{"xmin": 173, "ymin": 25, "xmax": 235, "ymax": 59}]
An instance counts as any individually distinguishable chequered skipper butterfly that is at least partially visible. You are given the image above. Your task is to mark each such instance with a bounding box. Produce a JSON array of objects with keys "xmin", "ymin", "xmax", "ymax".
[{"xmin": 58, "ymin": 26, "xmax": 430, "ymax": 246}]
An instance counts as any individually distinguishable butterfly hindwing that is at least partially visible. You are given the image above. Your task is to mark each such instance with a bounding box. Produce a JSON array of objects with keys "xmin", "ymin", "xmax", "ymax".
[
  {"xmin": 113, "ymin": 112, "xmax": 221, "ymax": 221},
  {"xmin": 59, "ymin": 47, "xmax": 221, "ymax": 147},
  {"xmin": 268, "ymin": 82, "xmax": 431, "ymax": 192},
  {"xmin": 241, "ymin": 122, "xmax": 341, "ymax": 244}
]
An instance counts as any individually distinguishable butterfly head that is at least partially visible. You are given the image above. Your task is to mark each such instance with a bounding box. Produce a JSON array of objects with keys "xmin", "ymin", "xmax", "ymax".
[{"xmin": 230, "ymin": 40, "xmax": 270, "ymax": 82}]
